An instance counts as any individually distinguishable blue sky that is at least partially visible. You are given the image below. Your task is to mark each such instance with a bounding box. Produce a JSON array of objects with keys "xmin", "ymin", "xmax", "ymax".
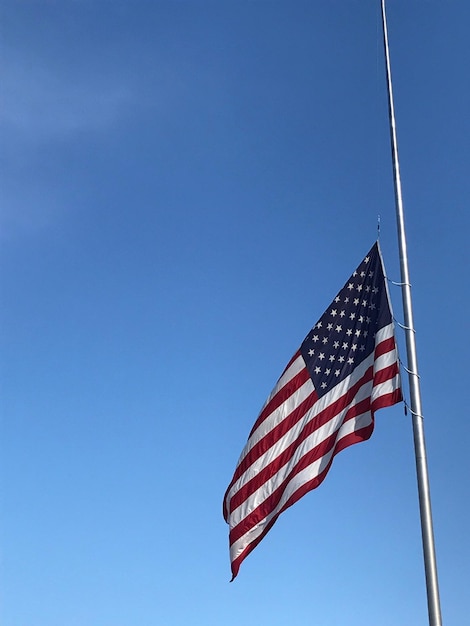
[{"xmin": 1, "ymin": 1, "xmax": 469, "ymax": 624}]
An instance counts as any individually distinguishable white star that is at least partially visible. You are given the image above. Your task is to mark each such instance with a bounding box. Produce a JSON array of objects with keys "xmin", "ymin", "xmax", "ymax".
[
  {"xmin": 335, "ymin": 369, "xmax": 341, "ymax": 377},
  {"xmin": 338, "ymin": 356, "xmax": 345, "ymax": 363},
  {"xmin": 347, "ymin": 357, "xmax": 354, "ymax": 365},
  {"xmin": 372, "ymin": 287, "xmax": 379, "ymax": 294},
  {"xmin": 329, "ymin": 355, "xmax": 335, "ymax": 362},
  {"xmin": 365, "ymin": 285, "xmax": 371, "ymax": 292},
  {"xmin": 335, "ymin": 325, "xmax": 342, "ymax": 332},
  {"xmin": 359, "ymin": 315, "xmax": 364, "ymax": 323},
  {"xmin": 314, "ymin": 366, "xmax": 321, "ymax": 374},
  {"xmin": 322, "ymin": 337, "xmax": 328, "ymax": 344},
  {"xmin": 364, "ymin": 256, "xmax": 370, "ymax": 263},
  {"xmin": 363, "ymin": 330, "xmax": 368, "ymax": 337},
  {"xmin": 325, "ymin": 368, "xmax": 331, "ymax": 375},
  {"xmin": 308, "ymin": 349, "xmax": 315, "ymax": 356},
  {"xmin": 350, "ymin": 313, "xmax": 356, "ymax": 320},
  {"xmin": 354, "ymin": 298, "xmax": 359, "ymax": 306},
  {"xmin": 333, "ymin": 341, "xmax": 340, "ymax": 348},
  {"xmin": 356, "ymin": 284, "xmax": 363, "ymax": 292},
  {"xmin": 321, "ymin": 382, "xmax": 327, "ymax": 389},
  {"xmin": 351, "ymin": 343, "xmax": 358, "ymax": 351},
  {"xmin": 317, "ymin": 321, "xmax": 323, "ymax": 328},
  {"xmin": 334, "ymin": 296, "xmax": 341, "ymax": 303},
  {"xmin": 347, "ymin": 283, "xmax": 354, "ymax": 291},
  {"xmin": 369, "ymin": 303, "xmax": 376, "ymax": 310},
  {"xmin": 318, "ymin": 352, "xmax": 325, "ymax": 360},
  {"xmin": 339, "ymin": 310, "xmax": 345, "ymax": 317},
  {"xmin": 353, "ymin": 271, "xmax": 358, "ymax": 277},
  {"xmin": 331, "ymin": 309, "xmax": 337, "ymax": 317},
  {"xmin": 360, "ymin": 345, "xmax": 366, "ymax": 351},
  {"xmin": 342, "ymin": 342, "xmax": 348, "ymax": 349},
  {"xmin": 362, "ymin": 300, "xmax": 368, "ymax": 307},
  {"xmin": 312, "ymin": 334, "xmax": 319, "ymax": 342},
  {"xmin": 327, "ymin": 323, "xmax": 333, "ymax": 331},
  {"xmin": 355, "ymin": 329, "xmax": 361, "ymax": 337},
  {"xmin": 344, "ymin": 297, "xmax": 350, "ymax": 303},
  {"xmin": 360, "ymin": 271, "xmax": 365, "ymax": 278},
  {"xmin": 346, "ymin": 329, "xmax": 353, "ymax": 336},
  {"xmin": 366, "ymin": 316, "xmax": 371, "ymax": 324}
]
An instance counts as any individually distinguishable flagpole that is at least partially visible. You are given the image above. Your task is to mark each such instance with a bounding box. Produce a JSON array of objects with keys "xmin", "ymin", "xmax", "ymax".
[{"xmin": 380, "ymin": 2, "xmax": 442, "ymax": 625}]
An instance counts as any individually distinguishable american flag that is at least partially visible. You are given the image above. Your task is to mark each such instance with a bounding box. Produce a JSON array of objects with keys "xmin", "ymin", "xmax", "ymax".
[{"xmin": 223, "ymin": 242, "xmax": 402, "ymax": 580}]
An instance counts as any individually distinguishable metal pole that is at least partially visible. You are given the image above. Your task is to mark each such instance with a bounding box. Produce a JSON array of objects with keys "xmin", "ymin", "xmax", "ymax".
[{"xmin": 380, "ymin": 2, "xmax": 442, "ymax": 625}]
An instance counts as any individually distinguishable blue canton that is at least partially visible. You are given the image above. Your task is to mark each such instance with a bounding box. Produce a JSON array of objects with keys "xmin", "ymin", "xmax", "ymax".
[{"xmin": 300, "ymin": 243, "xmax": 392, "ymax": 398}]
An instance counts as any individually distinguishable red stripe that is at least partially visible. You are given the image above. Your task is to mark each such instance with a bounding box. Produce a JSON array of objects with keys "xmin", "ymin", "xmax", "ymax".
[
  {"xmin": 228, "ymin": 364, "xmax": 376, "ymax": 515},
  {"xmin": 375, "ymin": 336, "xmax": 396, "ymax": 358},
  {"xmin": 373, "ymin": 361, "xmax": 399, "ymax": 385},
  {"xmin": 333, "ymin": 422, "xmax": 374, "ymax": 456},
  {"xmin": 229, "ymin": 409, "xmax": 373, "ymax": 545},
  {"xmin": 228, "ymin": 393, "xmax": 318, "ymax": 513},
  {"xmin": 232, "ymin": 339, "xmax": 395, "ymax": 502},
  {"xmin": 226, "ymin": 345, "xmax": 397, "ymax": 519},
  {"xmin": 229, "ymin": 350, "xmax": 400, "ymax": 537},
  {"xmin": 248, "ymin": 357, "xmax": 309, "ymax": 436},
  {"xmin": 229, "ymin": 388, "xmax": 318, "ymax": 500},
  {"xmin": 229, "ymin": 421, "xmax": 376, "ymax": 578},
  {"xmin": 282, "ymin": 350, "xmax": 302, "ymax": 375},
  {"xmin": 228, "ymin": 385, "xmax": 380, "ymax": 544},
  {"xmin": 229, "ymin": 429, "xmax": 342, "ymax": 544},
  {"xmin": 229, "ymin": 388, "xmax": 375, "ymax": 517},
  {"xmin": 372, "ymin": 388, "xmax": 402, "ymax": 412},
  {"xmin": 223, "ymin": 364, "xmax": 311, "ymax": 520},
  {"xmin": 227, "ymin": 337, "xmax": 401, "ymax": 575}
]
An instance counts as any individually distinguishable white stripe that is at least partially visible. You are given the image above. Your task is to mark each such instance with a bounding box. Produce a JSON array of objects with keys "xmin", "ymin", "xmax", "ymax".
[
  {"xmin": 228, "ymin": 331, "xmax": 399, "ymax": 525},
  {"xmin": 227, "ymin": 325, "xmax": 395, "ymax": 527},
  {"xmin": 375, "ymin": 322, "xmax": 395, "ymax": 344},
  {"xmin": 373, "ymin": 345, "xmax": 398, "ymax": 374},
  {"xmin": 243, "ymin": 323, "xmax": 396, "ymax": 463},
  {"xmin": 227, "ymin": 336, "xmax": 396, "ymax": 508},
  {"xmin": 238, "ymin": 376, "xmax": 314, "ymax": 462},
  {"xmin": 228, "ymin": 364, "xmax": 378, "ymax": 512},
  {"xmin": 372, "ymin": 373, "xmax": 400, "ymax": 402},
  {"xmin": 229, "ymin": 349, "xmax": 377, "ymax": 499},
  {"xmin": 229, "ymin": 408, "xmax": 374, "ymax": 563},
  {"xmin": 228, "ymin": 375, "xmax": 375, "ymax": 526},
  {"xmin": 263, "ymin": 354, "xmax": 306, "ymax": 406}
]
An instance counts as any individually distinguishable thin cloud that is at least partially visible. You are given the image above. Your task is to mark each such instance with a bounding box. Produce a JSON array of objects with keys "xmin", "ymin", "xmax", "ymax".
[
  {"xmin": 0, "ymin": 56, "xmax": 136, "ymax": 239},
  {"xmin": 1, "ymin": 60, "xmax": 135, "ymax": 140}
]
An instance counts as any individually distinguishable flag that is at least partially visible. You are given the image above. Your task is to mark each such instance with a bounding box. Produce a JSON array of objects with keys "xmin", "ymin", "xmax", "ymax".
[{"xmin": 223, "ymin": 241, "xmax": 402, "ymax": 579}]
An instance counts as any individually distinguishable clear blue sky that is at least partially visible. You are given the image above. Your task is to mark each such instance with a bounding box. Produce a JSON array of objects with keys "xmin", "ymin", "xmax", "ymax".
[{"xmin": 1, "ymin": 2, "xmax": 469, "ymax": 625}]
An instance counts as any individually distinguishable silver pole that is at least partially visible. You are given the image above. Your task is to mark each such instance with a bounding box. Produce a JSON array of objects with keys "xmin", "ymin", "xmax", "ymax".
[{"xmin": 380, "ymin": 2, "xmax": 442, "ymax": 625}]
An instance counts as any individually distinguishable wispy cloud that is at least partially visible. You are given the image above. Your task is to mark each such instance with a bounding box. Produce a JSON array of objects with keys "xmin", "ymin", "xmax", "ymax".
[
  {"xmin": 0, "ymin": 53, "xmax": 137, "ymax": 239},
  {"xmin": 1, "ymin": 58, "xmax": 135, "ymax": 141},
  {"xmin": 0, "ymin": 35, "xmax": 229, "ymax": 239}
]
